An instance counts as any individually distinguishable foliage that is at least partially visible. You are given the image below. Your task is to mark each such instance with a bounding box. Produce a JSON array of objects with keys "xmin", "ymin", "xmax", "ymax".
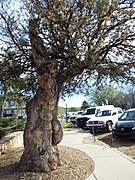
[
  {"xmin": 68, "ymin": 107, "xmax": 81, "ymax": 112},
  {"xmin": 0, "ymin": 129, "xmax": 12, "ymax": 139},
  {"xmin": 58, "ymin": 106, "xmax": 65, "ymax": 117},
  {"xmin": 0, "ymin": 116, "xmax": 26, "ymax": 139},
  {"xmin": 81, "ymin": 101, "xmax": 89, "ymax": 109},
  {"xmin": 0, "ymin": 0, "xmax": 135, "ymax": 97},
  {"xmin": 124, "ymin": 87, "xmax": 135, "ymax": 109},
  {"xmin": 89, "ymin": 85, "xmax": 126, "ymax": 108},
  {"xmin": 60, "ymin": 120, "xmax": 73, "ymax": 129},
  {"xmin": 0, "ymin": 116, "xmax": 16, "ymax": 127},
  {"xmin": 0, "ymin": 0, "xmax": 135, "ymax": 173}
]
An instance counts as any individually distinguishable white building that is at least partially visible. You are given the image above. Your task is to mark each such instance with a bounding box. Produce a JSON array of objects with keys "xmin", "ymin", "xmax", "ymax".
[{"xmin": 3, "ymin": 99, "xmax": 27, "ymax": 118}]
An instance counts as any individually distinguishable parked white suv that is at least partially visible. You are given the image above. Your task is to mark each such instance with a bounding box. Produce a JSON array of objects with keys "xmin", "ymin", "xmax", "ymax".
[
  {"xmin": 76, "ymin": 106, "xmax": 114, "ymax": 130},
  {"xmin": 86, "ymin": 107, "xmax": 123, "ymax": 132}
]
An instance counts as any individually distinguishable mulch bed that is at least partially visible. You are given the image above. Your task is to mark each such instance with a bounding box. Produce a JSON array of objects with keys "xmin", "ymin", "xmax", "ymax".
[{"xmin": 0, "ymin": 146, "xmax": 94, "ymax": 180}]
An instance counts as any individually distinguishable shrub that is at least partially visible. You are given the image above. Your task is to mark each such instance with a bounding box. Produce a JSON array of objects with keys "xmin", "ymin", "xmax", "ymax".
[
  {"xmin": 60, "ymin": 120, "xmax": 73, "ymax": 128},
  {"xmin": 0, "ymin": 128, "xmax": 12, "ymax": 139},
  {"xmin": 0, "ymin": 116, "xmax": 26, "ymax": 139}
]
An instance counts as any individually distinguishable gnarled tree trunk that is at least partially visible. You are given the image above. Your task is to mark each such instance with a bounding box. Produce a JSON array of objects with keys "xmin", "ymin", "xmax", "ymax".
[
  {"xmin": 18, "ymin": 19, "xmax": 63, "ymax": 172},
  {"xmin": 18, "ymin": 64, "xmax": 63, "ymax": 172}
]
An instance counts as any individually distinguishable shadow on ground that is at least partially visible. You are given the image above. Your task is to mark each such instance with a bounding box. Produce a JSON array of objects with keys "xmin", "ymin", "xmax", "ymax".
[{"xmin": 94, "ymin": 131, "xmax": 135, "ymax": 148}]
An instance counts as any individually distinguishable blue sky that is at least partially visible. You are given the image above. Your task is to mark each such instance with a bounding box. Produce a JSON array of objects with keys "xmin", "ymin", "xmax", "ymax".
[{"xmin": 58, "ymin": 94, "xmax": 86, "ymax": 108}]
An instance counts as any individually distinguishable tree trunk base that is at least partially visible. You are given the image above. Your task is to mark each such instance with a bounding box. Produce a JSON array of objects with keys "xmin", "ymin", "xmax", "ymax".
[{"xmin": 17, "ymin": 145, "xmax": 61, "ymax": 173}]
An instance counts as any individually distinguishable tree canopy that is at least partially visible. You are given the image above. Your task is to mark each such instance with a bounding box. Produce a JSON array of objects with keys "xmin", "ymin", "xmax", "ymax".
[
  {"xmin": 0, "ymin": 0, "xmax": 135, "ymax": 173},
  {"xmin": 88, "ymin": 85, "xmax": 126, "ymax": 108},
  {"xmin": 0, "ymin": 0, "xmax": 135, "ymax": 96}
]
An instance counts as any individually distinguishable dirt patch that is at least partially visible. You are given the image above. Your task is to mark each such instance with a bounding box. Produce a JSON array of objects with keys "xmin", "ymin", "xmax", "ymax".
[
  {"xmin": 93, "ymin": 131, "xmax": 135, "ymax": 160},
  {"xmin": 0, "ymin": 146, "xmax": 94, "ymax": 180}
]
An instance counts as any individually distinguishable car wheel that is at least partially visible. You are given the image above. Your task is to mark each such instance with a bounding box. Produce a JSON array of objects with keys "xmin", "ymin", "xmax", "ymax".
[{"xmin": 106, "ymin": 121, "xmax": 112, "ymax": 132}]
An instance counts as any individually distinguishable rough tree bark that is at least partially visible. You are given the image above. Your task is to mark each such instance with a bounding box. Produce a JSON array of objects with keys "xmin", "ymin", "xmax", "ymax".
[{"xmin": 18, "ymin": 19, "xmax": 63, "ymax": 172}]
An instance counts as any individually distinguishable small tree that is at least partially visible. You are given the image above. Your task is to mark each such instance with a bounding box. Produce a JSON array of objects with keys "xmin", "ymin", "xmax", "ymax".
[{"xmin": 0, "ymin": 0, "xmax": 135, "ymax": 172}]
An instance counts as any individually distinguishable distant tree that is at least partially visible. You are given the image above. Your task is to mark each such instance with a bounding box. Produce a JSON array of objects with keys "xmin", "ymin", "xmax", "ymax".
[
  {"xmin": 125, "ymin": 87, "xmax": 135, "ymax": 109},
  {"xmin": 69, "ymin": 107, "xmax": 81, "ymax": 112},
  {"xmin": 89, "ymin": 86, "xmax": 126, "ymax": 108},
  {"xmin": 81, "ymin": 101, "xmax": 89, "ymax": 110},
  {"xmin": 0, "ymin": 0, "xmax": 135, "ymax": 173}
]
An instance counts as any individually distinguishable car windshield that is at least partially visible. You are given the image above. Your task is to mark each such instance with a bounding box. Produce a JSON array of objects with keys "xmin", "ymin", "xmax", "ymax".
[
  {"xmin": 75, "ymin": 111, "xmax": 82, "ymax": 115},
  {"xmin": 82, "ymin": 108, "xmax": 96, "ymax": 115},
  {"xmin": 96, "ymin": 110, "xmax": 111, "ymax": 117},
  {"xmin": 119, "ymin": 111, "xmax": 135, "ymax": 121},
  {"xmin": 73, "ymin": 111, "xmax": 82, "ymax": 115}
]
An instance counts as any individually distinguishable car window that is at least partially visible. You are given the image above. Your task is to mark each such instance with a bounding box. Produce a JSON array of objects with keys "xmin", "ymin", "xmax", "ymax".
[
  {"xmin": 119, "ymin": 111, "xmax": 135, "ymax": 121},
  {"xmin": 74, "ymin": 111, "xmax": 82, "ymax": 115},
  {"xmin": 83, "ymin": 108, "xmax": 96, "ymax": 115},
  {"xmin": 96, "ymin": 110, "xmax": 111, "ymax": 117}
]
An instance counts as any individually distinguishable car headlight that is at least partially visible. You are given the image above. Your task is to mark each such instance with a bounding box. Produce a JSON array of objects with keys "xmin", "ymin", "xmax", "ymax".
[
  {"xmin": 86, "ymin": 120, "xmax": 90, "ymax": 125},
  {"xmin": 132, "ymin": 126, "xmax": 135, "ymax": 130}
]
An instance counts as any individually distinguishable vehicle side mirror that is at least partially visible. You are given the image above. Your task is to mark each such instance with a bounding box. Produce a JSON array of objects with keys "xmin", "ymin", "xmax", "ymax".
[{"xmin": 112, "ymin": 112, "xmax": 117, "ymax": 116}]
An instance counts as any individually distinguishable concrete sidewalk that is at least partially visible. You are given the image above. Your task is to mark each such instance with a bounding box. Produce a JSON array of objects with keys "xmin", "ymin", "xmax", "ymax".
[{"xmin": 60, "ymin": 130, "xmax": 135, "ymax": 180}]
